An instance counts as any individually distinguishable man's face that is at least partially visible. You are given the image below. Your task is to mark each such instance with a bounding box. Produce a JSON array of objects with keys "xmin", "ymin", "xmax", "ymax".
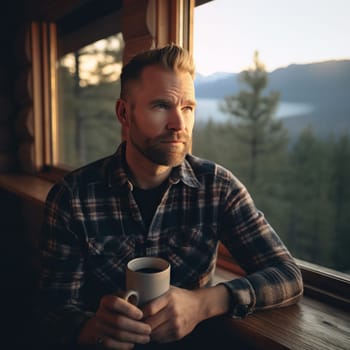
[{"xmin": 122, "ymin": 65, "xmax": 196, "ymax": 167}]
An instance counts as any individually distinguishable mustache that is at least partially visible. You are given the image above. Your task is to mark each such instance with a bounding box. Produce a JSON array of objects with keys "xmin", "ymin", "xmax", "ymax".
[{"xmin": 157, "ymin": 132, "xmax": 191, "ymax": 143}]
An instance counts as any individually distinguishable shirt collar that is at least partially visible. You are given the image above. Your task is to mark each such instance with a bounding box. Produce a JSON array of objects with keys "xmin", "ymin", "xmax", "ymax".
[
  {"xmin": 169, "ymin": 157, "xmax": 201, "ymax": 188},
  {"xmin": 106, "ymin": 142, "xmax": 201, "ymax": 192},
  {"xmin": 106, "ymin": 142, "xmax": 133, "ymax": 192}
]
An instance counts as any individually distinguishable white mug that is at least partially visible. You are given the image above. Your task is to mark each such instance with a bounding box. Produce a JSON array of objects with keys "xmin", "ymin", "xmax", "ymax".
[{"xmin": 121, "ymin": 257, "xmax": 170, "ymax": 306}]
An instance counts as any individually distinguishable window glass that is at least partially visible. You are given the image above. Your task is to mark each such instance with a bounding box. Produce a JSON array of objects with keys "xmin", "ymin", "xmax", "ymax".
[
  {"xmin": 194, "ymin": 0, "xmax": 350, "ymax": 276},
  {"xmin": 56, "ymin": 32, "xmax": 124, "ymax": 169}
]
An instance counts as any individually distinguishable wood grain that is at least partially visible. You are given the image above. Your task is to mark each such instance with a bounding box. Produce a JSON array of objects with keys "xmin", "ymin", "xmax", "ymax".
[{"xmin": 213, "ymin": 297, "xmax": 350, "ymax": 350}]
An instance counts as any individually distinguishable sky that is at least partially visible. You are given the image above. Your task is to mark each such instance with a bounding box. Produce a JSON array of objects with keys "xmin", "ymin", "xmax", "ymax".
[{"xmin": 193, "ymin": 0, "xmax": 350, "ymax": 75}]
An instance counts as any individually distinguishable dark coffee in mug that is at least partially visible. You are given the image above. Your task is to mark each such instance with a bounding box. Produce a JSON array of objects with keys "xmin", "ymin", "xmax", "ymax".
[
  {"xmin": 125, "ymin": 257, "xmax": 171, "ymax": 305},
  {"xmin": 135, "ymin": 267, "xmax": 163, "ymax": 274}
]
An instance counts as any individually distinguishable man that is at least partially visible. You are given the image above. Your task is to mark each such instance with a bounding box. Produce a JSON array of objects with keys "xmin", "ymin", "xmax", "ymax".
[{"xmin": 39, "ymin": 44, "xmax": 303, "ymax": 349}]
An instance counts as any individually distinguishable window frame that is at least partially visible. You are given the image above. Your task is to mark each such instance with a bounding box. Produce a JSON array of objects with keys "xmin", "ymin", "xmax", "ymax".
[
  {"xmin": 30, "ymin": 20, "xmax": 79, "ymax": 183},
  {"xmin": 32, "ymin": 5, "xmax": 125, "ymax": 179},
  {"xmin": 30, "ymin": 0, "xmax": 349, "ymax": 307}
]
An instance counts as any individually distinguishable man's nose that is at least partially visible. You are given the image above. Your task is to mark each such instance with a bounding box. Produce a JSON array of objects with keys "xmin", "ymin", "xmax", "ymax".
[{"xmin": 166, "ymin": 108, "xmax": 186, "ymax": 131}]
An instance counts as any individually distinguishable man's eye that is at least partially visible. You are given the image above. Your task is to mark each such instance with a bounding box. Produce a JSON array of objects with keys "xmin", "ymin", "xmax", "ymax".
[
  {"xmin": 154, "ymin": 103, "xmax": 170, "ymax": 110},
  {"xmin": 183, "ymin": 106, "xmax": 194, "ymax": 112}
]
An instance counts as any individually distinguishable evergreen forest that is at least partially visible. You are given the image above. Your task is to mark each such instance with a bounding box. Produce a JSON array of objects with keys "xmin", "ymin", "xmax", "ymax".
[{"xmin": 193, "ymin": 52, "xmax": 350, "ymax": 274}]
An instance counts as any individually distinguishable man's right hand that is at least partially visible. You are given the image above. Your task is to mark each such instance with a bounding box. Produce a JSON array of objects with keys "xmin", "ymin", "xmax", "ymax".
[{"xmin": 78, "ymin": 294, "xmax": 151, "ymax": 349}]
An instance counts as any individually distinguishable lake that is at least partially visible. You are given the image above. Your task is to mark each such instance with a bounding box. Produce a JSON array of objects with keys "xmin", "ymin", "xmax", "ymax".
[{"xmin": 195, "ymin": 98, "xmax": 315, "ymax": 124}]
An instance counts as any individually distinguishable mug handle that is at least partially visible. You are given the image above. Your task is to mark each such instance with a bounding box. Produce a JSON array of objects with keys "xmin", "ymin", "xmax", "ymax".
[{"xmin": 117, "ymin": 290, "xmax": 139, "ymax": 305}]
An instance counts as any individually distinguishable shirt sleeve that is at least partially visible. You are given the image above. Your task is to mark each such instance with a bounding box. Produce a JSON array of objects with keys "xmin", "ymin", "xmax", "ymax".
[
  {"xmin": 218, "ymin": 180, "xmax": 304, "ymax": 318},
  {"xmin": 38, "ymin": 182, "xmax": 93, "ymax": 347}
]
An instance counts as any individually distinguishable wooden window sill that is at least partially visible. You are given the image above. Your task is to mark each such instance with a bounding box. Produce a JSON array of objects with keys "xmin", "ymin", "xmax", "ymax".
[
  {"xmin": 213, "ymin": 266, "xmax": 350, "ymax": 349},
  {"xmin": 0, "ymin": 173, "xmax": 53, "ymax": 205},
  {"xmin": 0, "ymin": 173, "xmax": 349, "ymax": 349},
  {"xmin": 201, "ymin": 294, "xmax": 350, "ymax": 350}
]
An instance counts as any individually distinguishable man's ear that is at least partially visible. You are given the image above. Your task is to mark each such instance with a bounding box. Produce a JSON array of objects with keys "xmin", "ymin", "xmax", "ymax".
[{"xmin": 116, "ymin": 99, "xmax": 129, "ymax": 127}]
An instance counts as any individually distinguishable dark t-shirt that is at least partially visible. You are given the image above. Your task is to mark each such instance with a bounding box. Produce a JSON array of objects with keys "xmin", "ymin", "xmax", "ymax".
[{"xmin": 133, "ymin": 181, "xmax": 168, "ymax": 229}]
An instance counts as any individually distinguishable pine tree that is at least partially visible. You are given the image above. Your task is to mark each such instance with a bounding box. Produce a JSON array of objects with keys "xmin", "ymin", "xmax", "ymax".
[
  {"xmin": 220, "ymin": 51, "xmax": 288, "ymax": 187},
  {"xmin": 57, "ymin": 33, "xmax": 124, "ymax": 167},
  {"xmin": 287, "ymin": 127, "xmax": 334, "ymax": 265}
]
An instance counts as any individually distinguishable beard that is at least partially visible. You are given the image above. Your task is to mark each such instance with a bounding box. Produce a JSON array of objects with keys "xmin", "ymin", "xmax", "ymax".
[
  {"xmin": 129, "ymin": 118, "xmax": 191, "ymax": 167},
  {"xmin": 131, "ymin": 132, "xmax": 191, "ymax": 166}
]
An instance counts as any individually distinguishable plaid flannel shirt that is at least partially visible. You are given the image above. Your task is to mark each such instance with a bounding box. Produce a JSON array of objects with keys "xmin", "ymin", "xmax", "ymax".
[{"xmin": 39, "ymin": 142, "xmax": 303, "ymax": 347}]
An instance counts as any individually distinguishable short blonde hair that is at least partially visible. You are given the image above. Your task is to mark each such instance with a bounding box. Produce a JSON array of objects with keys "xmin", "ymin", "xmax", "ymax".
[{"xmin": 120, "ymin": 44, "xmax": 195, "ymax": 98}]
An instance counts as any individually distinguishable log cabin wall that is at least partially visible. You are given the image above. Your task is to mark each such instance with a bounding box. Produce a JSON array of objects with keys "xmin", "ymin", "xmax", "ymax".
[
  {"xmin": 0, "ymin": 1, "xmax": 35, "ymax": 344},
  {"xmin": 0, "ymin": 1, "xmax": 160, "ymax": 346},
  {"xmin": 0, "ymin": 2, "xmax": 20, "ymax": 173}
]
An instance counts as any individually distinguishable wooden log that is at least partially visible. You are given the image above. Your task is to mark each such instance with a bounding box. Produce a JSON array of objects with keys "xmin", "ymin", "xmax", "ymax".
[
  {"xmin": 15, "ymin": 106, "xmax": 34, "ymax": 140},
  {"xmin": 14, "ymin": 68, "xmax": 33, "ymax": 106},
  {"xmin": 18, "ymin": 140, "xmax": 36, "ymax": 174},
  {"xmin": 14, "ymin": 23, "xmax": 32, "ymax": 66}
]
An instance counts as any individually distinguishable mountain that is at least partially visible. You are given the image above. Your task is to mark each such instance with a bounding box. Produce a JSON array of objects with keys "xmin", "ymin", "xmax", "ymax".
[
  {"xmin": 268, "ymin": 60, "xmax": 350, "ymax": 105},
  {"xmin": 194, "ymin": 60, "xmax": 350, "ymax": 141},
  {"xmin": 195, "ymin": 60, "xmax": 350, "ymax": 101}
]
